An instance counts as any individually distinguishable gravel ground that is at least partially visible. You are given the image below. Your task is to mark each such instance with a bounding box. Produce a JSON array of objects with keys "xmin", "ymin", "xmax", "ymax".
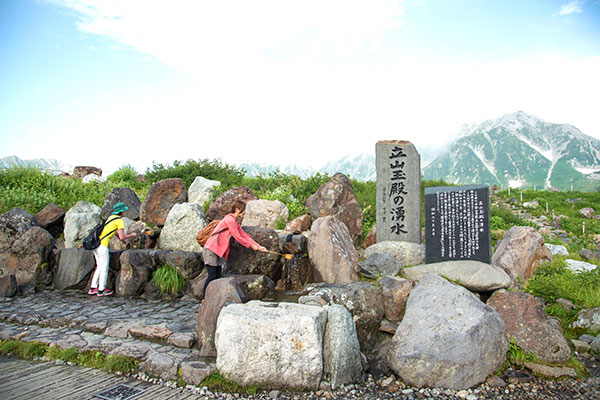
[{"xmin": 138, "ymin": 354, "xmax": 600, "ymax": 400}]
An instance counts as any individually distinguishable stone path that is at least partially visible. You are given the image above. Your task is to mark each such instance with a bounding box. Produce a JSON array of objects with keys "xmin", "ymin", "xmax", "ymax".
[{"xmin": 0, "ymin": 290, "xmax": 215, "ymax": 386}]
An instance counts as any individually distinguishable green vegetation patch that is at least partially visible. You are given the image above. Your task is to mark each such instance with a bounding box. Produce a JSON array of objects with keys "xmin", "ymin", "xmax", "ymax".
[
  {"xmin": 200, "ymin": 372, "xmax": 259, "ymax": 395},
  {"xmin": 152, "ymin": 265, "xmax": 186, "ymax": 295}
]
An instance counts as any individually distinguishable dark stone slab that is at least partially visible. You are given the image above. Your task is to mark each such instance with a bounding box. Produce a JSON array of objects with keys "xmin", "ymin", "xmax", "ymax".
[{"xmin": 424, "ymin": 185, "xmax": 491, "ymax": 264}]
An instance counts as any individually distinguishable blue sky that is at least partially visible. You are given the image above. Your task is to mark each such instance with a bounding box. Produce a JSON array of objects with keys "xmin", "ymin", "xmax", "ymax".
[{"xmin": 1, "ymin": 0, "xmax": 599, "ymax": 174}]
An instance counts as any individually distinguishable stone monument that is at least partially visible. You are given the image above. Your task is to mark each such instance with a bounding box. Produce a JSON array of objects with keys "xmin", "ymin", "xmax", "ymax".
[
  {"xmin": 376, "ymin": 141, "xmax": 421, "ymax": 244},
  {"xmin": 424, "ymin": 184, "xmax": 491, "ymax": 264}
]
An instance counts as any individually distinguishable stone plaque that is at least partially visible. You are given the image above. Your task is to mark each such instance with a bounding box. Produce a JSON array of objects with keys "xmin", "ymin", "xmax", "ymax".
[
  {"xmin": 376, "ymin": 141, "xmax": 421, "ymax": 244},
  {"xmin": 424, "ymin": 185, "xmax": 491, "ymax": 264}
]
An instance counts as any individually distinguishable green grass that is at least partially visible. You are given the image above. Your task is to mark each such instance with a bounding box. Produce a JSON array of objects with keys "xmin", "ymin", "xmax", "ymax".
[
  {"xmin": 152, "ymin": 265, "xmax": 186, "ymax": 295},
  {"xmin": 0, "ymin": 340, "xmax": 138, "ymax": 375},
  {"xmin": 200, "ymin": 372, "xmax": 260, "ymax": 395}
]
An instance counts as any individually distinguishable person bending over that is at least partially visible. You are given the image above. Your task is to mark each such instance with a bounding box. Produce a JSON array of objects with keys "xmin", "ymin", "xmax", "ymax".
[{"xmin": 201, "ymin": 199, "xmax": 267, "ymax": 299}]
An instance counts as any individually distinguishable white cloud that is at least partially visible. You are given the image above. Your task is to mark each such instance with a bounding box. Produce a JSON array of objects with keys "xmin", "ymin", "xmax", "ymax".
[
  {"xmin": 554, "ymin": 1, "xmax": 584, "ymax": 16},
  {"xmin": 39, "ymin": 1, "xmax": 600, "ymax": 173}
]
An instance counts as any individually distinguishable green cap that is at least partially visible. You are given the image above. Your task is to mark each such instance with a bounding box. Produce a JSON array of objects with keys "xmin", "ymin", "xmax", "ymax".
[{"xmin": 112, "ymin": 202, "xmax": 129, "ymax": 215}]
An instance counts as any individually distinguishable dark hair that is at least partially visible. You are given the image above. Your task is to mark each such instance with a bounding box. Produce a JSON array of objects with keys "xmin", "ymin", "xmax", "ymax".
[{"xmin": 230, "ymin": 200, "xmax": 246, "ymax": 213}]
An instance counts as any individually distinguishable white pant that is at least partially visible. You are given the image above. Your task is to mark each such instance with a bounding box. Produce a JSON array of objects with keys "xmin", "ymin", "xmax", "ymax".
[{"xmin": 91, "ymin": 245, "xmax": 110, "ymax": 291}]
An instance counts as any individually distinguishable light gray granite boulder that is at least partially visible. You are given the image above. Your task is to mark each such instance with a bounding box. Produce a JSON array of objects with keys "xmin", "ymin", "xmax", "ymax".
[
  {"xmin": 216, "ymin": 301, "xmax": 327, "ymax": 390},
  {"xmin": 157, "ymin": 203, "xmax": 208, "ymax": 252},
  {"xmin": 387, "ymin": 274, "xmax": 507, "ymax": 390}
]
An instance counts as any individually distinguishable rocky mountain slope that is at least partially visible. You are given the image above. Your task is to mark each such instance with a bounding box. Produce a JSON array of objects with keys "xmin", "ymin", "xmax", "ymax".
[{"xmin": 423, "ymin": 111, "xmax": 600, "ymax": 191}]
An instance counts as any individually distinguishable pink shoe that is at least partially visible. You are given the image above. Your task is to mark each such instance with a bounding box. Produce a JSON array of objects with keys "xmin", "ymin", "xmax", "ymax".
[
  {"xmin": 88, "ymin": 288, "xmax": 98, "ymax": 295},
  {"xmin": 97, "ymin": 289, "xmax": 113, "ymax": 297}
]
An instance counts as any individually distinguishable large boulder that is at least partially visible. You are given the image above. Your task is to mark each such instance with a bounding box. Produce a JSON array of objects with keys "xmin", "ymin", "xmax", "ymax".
[
  {"xmin": 63, "ymin": 201, "xmax": 101, "ymax": 248},
  {"xmin": 100, "ymin": 187, "xmax": 142, "ymax": 221},
  {"xmin": 227, "ymin": 226, "xmax": 281, "ymax": 281},
  {"xmin": 188, "ymin": 176, "xmax": 220, "ymax": 205},
  {"xmin": 488, "ymin": 290, "xmax": 571, "ymax": 364},
  {"xmin": 53, "ymin": 247, "xmax": 95, "ymax": 290},
  {"xmin": 157, "ymin": 203, "xmax": 208, "ymax": 252},
  {"xmin": 206, "ymin": 186, "xmax": 258, "ymax": 221},
  {"xmin": 300, "ymin": 281, "xmax": 384, "ymax": 352},
  {"xmin": 0, "ymin": 207, "xmax": 37, "ymax": 268},
  {"xmin": 492, "ymin": 226, "xmax": 552, "ymax": 283},
  {"xmin": 362, "ymin": 241, "xmax": 425, "ymax": 267},
  {"xmin": 55, "ymin": 248, "xmax": 122, "ymax": 291},
  {"xmin": 115, "ymin": 250, "xmax": 163, "ymax": 296},
  {"xmin": 308, "ymin": 216, "xmax": 360, "ymax": 284},
  {"xmin": 387, "ymin": 274, "xmax": 507, "ymax": 390},
  {"xmin": 33, "ymin": 203, "xmax": 65, "ymax": 238},
  {"xmin": 215, "ymin": 301, "xmax": 327, "ymax": 390},
  {"xmin": 196, "ymin": 277, "xmax": 248, "ymax": 357},
  {"xmin": 402, "ymin": 261, "xmax": 511, "ymax": 292},
  {"xmin": 4, "ymin": 226, "xmax": 55, "ymax": 287},
  {"xmin": 305, "ymin": 173, "xmax": 363, "ymax": 245},
  {"xmin": 242, "ymin": 199, "xmax": 289, "ymax": 229},
  {"xmin": 323, "ymin": 304, "xmax": 365, "ymax": 389},
  {"xmin": 156, "ymin": 250, "xmax": 203, "ymax": 280},
  {"xmin": 140, "ymin": 178, "xmax": 187, "ymax": 227}
]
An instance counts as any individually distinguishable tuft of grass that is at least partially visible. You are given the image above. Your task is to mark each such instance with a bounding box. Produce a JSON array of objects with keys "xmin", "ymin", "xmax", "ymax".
[
  {"xmin": 0, "ymin": 340, "xmax": 49, "ymax": 360},
  {"xmin": 152, "ymin": 265, "xmax": 186, "ymax": 295},
  {"xmin": 502, "ymin": 337, "xmax": 538, "ymax": 371},
  {"xmin": 200, "ymin": 372, "xmax": 260, "ymax": 395}
]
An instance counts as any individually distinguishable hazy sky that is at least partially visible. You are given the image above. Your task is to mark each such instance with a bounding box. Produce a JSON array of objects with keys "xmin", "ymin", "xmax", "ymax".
[{"xmin": 1, "ymin": 0, "xmax": 599, "ymax": 174}]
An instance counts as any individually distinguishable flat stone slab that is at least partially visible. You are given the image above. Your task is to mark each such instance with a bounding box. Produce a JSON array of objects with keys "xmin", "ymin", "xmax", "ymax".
[{"xmin": 402, "ymin": 260, "xmax": 511, "ymax": 291}]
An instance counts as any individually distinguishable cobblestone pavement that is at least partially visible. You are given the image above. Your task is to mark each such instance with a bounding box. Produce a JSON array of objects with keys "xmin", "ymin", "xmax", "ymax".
[{"xmin": 0, "ymin": 290, "xmax": 599, "ymax": 400}]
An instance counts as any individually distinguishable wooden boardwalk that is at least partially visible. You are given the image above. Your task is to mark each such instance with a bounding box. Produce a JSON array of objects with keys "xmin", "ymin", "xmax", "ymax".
[{"xmin": 0, "ymin": 356, "xmax": 204, "ymax": 400}]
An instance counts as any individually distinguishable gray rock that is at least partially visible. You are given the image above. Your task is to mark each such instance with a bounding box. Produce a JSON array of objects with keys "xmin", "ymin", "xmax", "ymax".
[
  {"xmin": 227, "ymin": 226, "xmax": 282, "ymax": 281},
  {"xmin": 565, "ymin": 259, "xmax": 597, "ymax": 273},
  {"xmin": 571, "ymin": 307, "xmax": 600, "ymax": 331},
  {"xmin": 305, "ymin": 173, "xmax": 363, "ymax": 246},
  {"xmin": 387, "ymin": 274, "xmax": 507, "ymax": 390},
  {"xmin": 545, "ymin": 243, "xmax": 569, "ymax": 256},
  {"xmin": 308, "ymin": 216, "xmax": 360, "ymax": 284},
  {"xmin": 216, "ymin": 301, "xmax": 327, "ymax": 390},
  {"xmin": 243, "ymin": 199, "xmax": 289, "ymax": 229},
  {"xmin": 181, "ymin": 360, "xmax": 216, "ymax": 386},
  {"xmin": 323, "ymin": 305, "xmax": 364, "ymax": 389},
  {"xmin": 188, "ymin": 176, "xmax": 220, "ymax": 205},
  {"xmin": 362, "ymin": 241, "xmax": 425, "ymax": 267},
  {"xmin": 301, "ymin": 281, "xmax": 383, "ymax": 353},
  {"xmin": 592, "ymin": 336, "xmax": 600, "ymax": 353},
  {"xmin": 140, "ymin": 351, "xmax": 179, "ymax": 381},
  {"xmin": 158, "ymin": 203, "xmax": 208, "ymax": 252},
  {"xmin": 524, "ymin": 362, "xmax": 577, "ymax": 378},
  {"xmin": 402, "ymin": 260, "xmax": 511, "ymax": 292},
  {"xmin": 579, "ymin": 207, "xmax": 595, "ymax": 219},
  {"xmin": 356, "ymin": 253, "xmax": 401, "ymax": 279},
  {"xmin": 100, "ymin": 187, "xmax": 141, "ymax": 221},
  {"xmin": 54, "ymin": 247, "xmax": 96, "ymax": 290},
  {"xmin": 63, "ymin": 201, "xmax": 101, "ymax": 249}
]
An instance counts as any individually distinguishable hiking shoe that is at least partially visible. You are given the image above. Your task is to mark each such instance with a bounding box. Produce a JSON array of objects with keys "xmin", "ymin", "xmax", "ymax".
[
  {"xmin": 97, "ymin": 289, "xmax": 113, "ymax": 297},
  {"xmin": 88, "ymin": 288, "xmax": 98, "ymax": 295}
]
